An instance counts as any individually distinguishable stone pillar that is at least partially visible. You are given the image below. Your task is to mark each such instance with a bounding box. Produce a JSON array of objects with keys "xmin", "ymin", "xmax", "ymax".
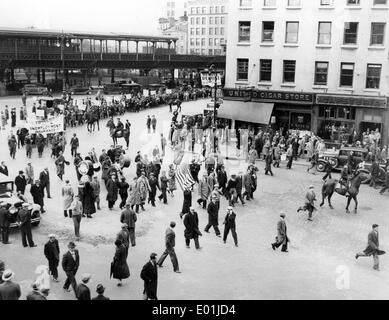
[
  {"xmin": 37, "ymin": 69, "xmax": 41, "ymax": 83},
  {"xmin": 111, "ymin": 69, "xmax": 115, "ymax": 83},
  {"xmin": 41, "ymin": 69, "xmax": 46, "ymax": 84},
  {"xmin": 80, "ymin": 39, "xmax": 84, "ymax": 60}
]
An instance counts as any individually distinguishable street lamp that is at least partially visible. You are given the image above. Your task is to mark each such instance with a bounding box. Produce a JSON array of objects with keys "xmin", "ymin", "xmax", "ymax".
[
  {"xmin": 56, "ymin": 32, "xmax": 71, "ymax": 92},
  {"xmin": 207, "ymin": 64, "xmax": 219, "ymax": 153}
]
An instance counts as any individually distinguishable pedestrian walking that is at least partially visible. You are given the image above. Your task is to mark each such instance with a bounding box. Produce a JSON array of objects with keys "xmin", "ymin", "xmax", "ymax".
[
  {"xmin": 62, "ymin": 241, "xmax": 79, "ymax": 296},
  {"xmin": 81, "ymin": 181, "xmax": 96, "ymax": 218},
  {"xmin": 25, "ymin": 162, "xmax": 34, "ymax": 184},
  {"xmin": 62, "ymin": 179, "xmax": 74, "ymax": 218},
  {"xmin": 117, "ymin": 223, "xmax": 130, "ymax": 257},
  {"xmin": 106, "ymin": 174, "xmax": 119, "ymax": 210},
  {"xmin": 204, "ymin": 198, "xmax": 221, "ymax": 237},
  {"xmin": 183, "ymin": 207, "xmax": 202, "ymax": 249},
  {"xmin": 110, "ymin": 239, "xmax": 130, "ymax": 287},
  {"xmin": 264, "ymin": 151, "xmax": 274, "ymax": 176},
  {"xmin": 8, "ymin": 133, "xmax": 17, "ymax": 159},
  {"xmin": 379, "ymin": 167, "xmax": 389, "ymax": 194},
  {"xmin": 44, "ymin": 234, "xmax": 60, "ymax": 282},
  {"xmin": 0, "ymin": 270, "xmax": 21, "ymax": 300},
  {"xmin": 307, "ymin": 151, "xmax": 319, "ymax": 175},
  {"xmin": 120, "ymin": 203, "xmax": 137, "ymax": 247},
  {"xmin": 70, "ymin": 133, "xmax": 79, "ymax": 157},
  {"xmin": 76, "ymin": 274, "xmax": 91, "ymax": 300},
  {"xmin": 0, "ymin": 202, "xmax": 11, "ymax": 244},
  {"xmin": 158, "ymin": 170, "xmax": 168, "ymax": 204},
  {"xmin": 30, "ymin": 180, "xmax": 45, "ymax": 213},
  {"xmin": 161, "ymin": 133, "xmax": 167, "ymax": 157},
  {"xmin": 151, "ymin": 115, "xmax": 157, "ymax": 133},
  {"xmin": 180, "ymin": 187, "xmax": 192, "ymax": 218},
  {"xmin": 157, "ymin": 222, "xmax": 180, "ymax": 273},
  {"xmin": 90, "ymin": 176, "xmax": 101, "ymax": 210},
  {"xmin": 167, "ymin": 164, "xmax": 177, "ymax": 197},
  {"xmin": 197, "ymin": 173, "xmax": 210, "ymax": 209},
  {"xmin": 271, "ymin": 213, "xmax": 289, "ymax": 252},
  {"xmin": 223, "ymin": 206, "xmax": 238, "ymax": 247},
  {"xmin": 55, "ymin": 151, "xmax": 68, "ymax": 180},
  {"xmin": 17, "ymin": 203, "xmax": 36, "ymax": 247},
  {"xmin": 322, "ymin": 161, "xmax": 333, "ymax": 181},
  {"xmin": 148, "ymin": 173, "xmax": 159, "ymax": 207},
  {"xmin": 140, "ymin": 253, "xmax": 158, "ymax": 300},
  {"xmin": 69, "ymin": 195, "xmax": 83, "ymax": 240},
  {"xmin": 25, "ymin": 135, "xmax": 32, "ymax": 158},
  {"xmin": 297, "ymin": 185, "xmax": 317, "ymax": 221},
  {"xmin": 356, "ymin": 224, "xmax": 385, "ymax": 271},
  {"xmin": 146, "ymin": 115, "xmax": 151, "ymax": 133},
  {"xmin": 39, "ymin": 168, "xmax": 51, "ymax": 198},
  {"xmin": 286, "ymin": 145, "xmax": 293, "ymax": 169},
  {"xmin": 11, "ymin": 108, "xmax": 16, "ymax": 127},
  {"xmin": 15, "ymin": 170, "xmax": 27, "ymax": 195},
  {"xmin": 92, "ymin": 284, "xmax": 110, "ymax": 300}
]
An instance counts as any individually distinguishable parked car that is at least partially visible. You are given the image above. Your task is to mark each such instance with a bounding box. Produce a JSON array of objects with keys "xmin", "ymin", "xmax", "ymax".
[
  {"xmin": 317, "ymin": 147, "xmax": 368, "ymax": 172},
  {"xmin": 103, "ymin": 83, "xmax": 123, "ymax": 94},
  {"xmin": 356, "ymin": 161, "xmax": 387, "ymax": 184},
  {"xmin": 70, "ymin": 85, "xmax": 92, "ymax": 95},
  {"xmin": 0, "ymin": 173, "xmax": 41, "ymax": 228},
  {"xmin": 121, "ymin": 83, "xmax": 142, "ymax": 94},
  {"xmin": 21, "ymin": 84, "xmax": 48, "ymax": 95}
]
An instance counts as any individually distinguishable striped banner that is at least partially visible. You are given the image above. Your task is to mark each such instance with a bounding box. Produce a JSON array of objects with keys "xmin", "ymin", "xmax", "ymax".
[{"xmin": 176, "ymin": 163, "xmax": 195, "ymax": 191}]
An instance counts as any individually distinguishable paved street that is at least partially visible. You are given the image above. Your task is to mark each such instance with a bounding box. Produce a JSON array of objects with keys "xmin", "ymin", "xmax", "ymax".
[{"xmin": 1, "ymin": 95, "xmax": 389, "ymax": 300}]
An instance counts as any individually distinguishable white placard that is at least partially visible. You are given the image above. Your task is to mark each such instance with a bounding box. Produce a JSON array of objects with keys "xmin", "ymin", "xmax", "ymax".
[
  {"xmin": 27, "ymin": 115, "xmax": 64, "ymax": 134},
  {"xmin": 126, "ymin": 94, "xmax": 132, "ymax": 99},
  {"xmin": 36, "ymin": 109, "xmax": 45, "ymax": 117},
  {"xmin": 143, "ymin": 89, "xmax": 149, "ymax": 96},
  {"xmin": 78, "ymin": 104, "xmax": 86, "ymax": 111},
  {"xmin": 166, "ymin": 89, "xmax": 172, "ymax": 94},
  {"xmin": 150, "ymin": 90, "xmax": 156, "ymax": 96},
  {"xmin": 58, "ymin": 104, "xmax": 65, "ymax": 111},
  {"xmin": 41, "ymin": 101, "xmax": 46, "ymax": 107}
]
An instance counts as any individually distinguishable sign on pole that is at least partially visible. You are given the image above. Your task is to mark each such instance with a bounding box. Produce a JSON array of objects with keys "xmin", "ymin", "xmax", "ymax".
[
  {"xmin": 36, "ymin": 109, "xmax": 45, "ymax": 117},
  {"xmin": 143, "ymin": 89, "xmax": 149, "ymax": 96},
  {"xmin": 150, "ymin": 90, "xmax": 156, "ymax": 96},
  {"xmin": 166, "ymin": 89, "xmax": 172, "ymax": 94},
  {"xmin": 200, "ymin": 73, "xmax": 222, "ymax": 87}
]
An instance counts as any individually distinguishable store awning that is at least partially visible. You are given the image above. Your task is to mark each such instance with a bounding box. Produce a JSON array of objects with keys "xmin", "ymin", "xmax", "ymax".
[{"xmin": 218, "ymin": 100, "xmax": 274, "ymax": 124}]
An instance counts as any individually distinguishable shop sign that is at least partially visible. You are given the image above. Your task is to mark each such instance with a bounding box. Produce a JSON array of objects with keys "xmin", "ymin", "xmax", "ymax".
[{"xmin": 316, "ymin": 94, "xmax": 387, "ymax": 109}]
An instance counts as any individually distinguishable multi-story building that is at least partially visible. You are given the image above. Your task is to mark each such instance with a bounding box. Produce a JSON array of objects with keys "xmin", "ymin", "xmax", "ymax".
[
  {"xmin": 223, "ymin": 0, "xmax": 389, "ymax": 146},
  {"xmin": 166, "ymin": 0, "xmax": 188, "ymax": 19},
  {"xmin": 187, "ymin": 0, "xmax": 229, "ymax": 55},
  {"xmin": 162, "ymin": 15, "xmax": 189, "ymax": 54}
]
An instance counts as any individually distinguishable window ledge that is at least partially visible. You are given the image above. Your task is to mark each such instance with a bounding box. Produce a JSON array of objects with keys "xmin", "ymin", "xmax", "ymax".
[
  {"xmin": 371, "ymin": 6, "xmax": 389, "ymax": 10},
  {"xmin": 363, "ymin": 88, "xmax": 380, "ymax": 93},
  {"xmin": 345, "ymin": 6, "xmax": 362, "ymax": 9},
  {"xmin": 235, "ymin": 81, "xmax": 249, "ymax": 85},
  {"xmin": 368, "ymin": 46, "xmax": 386, "ymax": 50},
  {"xmin": 281, "ymin": 83, "xmax": 296, "ymax": 88},
  {"xmin": 237, "ymin": 42, "xmax": 251, "ymax": 46},
  {"xmin": 286, "ymin": 6, "xmax": 302, "ymax": 9},
  {"xmin": 239, "ymin": 7, "xmax": 253, "ymax": 10},
  {"xmin": 319, "ymin": 6, "xmax": 335, "ymax": 9},
  {"xmin": 257, "ymin": 82, "xmax": 272, "ymax": 86},
  {"xmin": 283, "ymin": 44, "xmax": 299, "ymax": 47},
  {"xmin": 337, "ymin": 87, "xmax": 354, "ymax": 91},
  {"xmin": 312, "ymin": 85, "xmax": 328, "ymax": 89},
  {"xmin": 316, "ymin": 44, "xmax": 332, "ymax": 48},
  {"xmin": 262, "ymin": 7, "xmax": 277, "ymax": 10},
  {"xmin": 260, "ymin": 43, "xmax": 275, "ymax": 47},
  {"xmin": 341, "ymin": 45, "xmax": 358, "ymax": 49}
]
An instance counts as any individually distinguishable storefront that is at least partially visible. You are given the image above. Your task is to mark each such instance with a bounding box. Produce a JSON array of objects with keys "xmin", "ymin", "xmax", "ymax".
[
  {"xmin": 315, "ymin": 93, "xmax": 388, "ymax": 146},
  {"xmin": 220, "ymin": 88, "xmax": 314, "ymax": 133}
]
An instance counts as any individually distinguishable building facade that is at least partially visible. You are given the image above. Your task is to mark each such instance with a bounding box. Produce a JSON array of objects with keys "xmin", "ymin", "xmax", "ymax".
[
  {"xmin": 161, "ymin": 15, "xmax": 189, "ymax": 54},
  {"xmin": 187, "ymin": 0, "xmax": 229, "ymax": 55},
  {"xmin": 224, "ymin": 0, "xmax": 389, "ymax": 146}
]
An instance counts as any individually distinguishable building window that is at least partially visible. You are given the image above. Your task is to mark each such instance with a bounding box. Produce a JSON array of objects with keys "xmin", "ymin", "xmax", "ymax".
[
  {"xmin": 374, "ymin": 0, "xmax": 387, "ymax": 4},
  {"xmin": 196, "ymin": 7, "xmax": 200, "ymax": 14},
  {"xmin": 237, "ymin": 59, "xmax": 249, "ymax": 81},
  {"xmin": 190, "ymin": 38, "xmax": 194, "ymax": 46},
  {"xmin": 340, "ymin": 63, "xmax": 354, "ymax": 87},
  {"xmin": 202, "ymin": 7, "xmax": 206, "ymax": 14},
  {"xmin": 260, "ymin": 59, "xmax": 272, "ymax": 82},
  {"xmin": 370, "ymin": 23, "xmax": 385, "ymax": 45},
  {"xmin": 221, "ymin": 17, "xmax": 225, "ymax": 24},
  {"xmin": 190, "ymin": 17, "xmax": 194, "ymax": 25},
  {"xmin": 196, "ymin": 17, "xmax": 200, "ymax": 24},
  {"xmin": 210, "ymin": 6, "xmax": 214, "ymax": 13},
  {"xmin": 171, "ymin": 10, "xmax": 175, "ymax": 16},
  {"xmin": 201, "ymin": 38, "xmax": 206, "ymax": 46},
  {"xmin": 314, "ymin": 62, "xmax": 329, "ymax": 85},
  {"xmin": 215, "ymin": 38, "xmax": 219, "ymax": 46},
  {"xmin": 209, "ymin": 38, "xmax": 213, "ymax": 46},
  {"xmin": 320, "ymin": 0, "xmax": 331, "ymax": 4},
  {"xmin": 215, "ymin": 6, "xmax": 219, "ymax": 13},
  {"xmin": 238, "ymin": 22, "xmax": 251, "ymax": 42},
  {"xmin": 209, "ymin": 49, "xmax": 213, "ymax": 55},
  {"xmin": 366, "ymin": 64, "xmax": 382, "ymax": 89},
  {"xmin": 318, "ymin": 22, "xmax": 331, "ymax": 44},
  {"xmin": 191, "ymin": 7, "xmax": 195, "ymax": 14},
  {"xmin": 215, "ymin": 17, "xmax": 220, "ymax": 25},
  {"xmin": 220, "ymin": 27, "xmax": 225, "ymax": 35},
  {"xmin": 196, "ymin": 48, "xmax": 200, "ymax": 54},
  {"xmin": 240, "ymin": 0, "xmax": 253, "ymax": 6},
  {"xmin": 343, "ymin": 22, "xmax": 358, "ymax": 44},
  {"xmin": 214, "ymin": 28, "xmax": 218, "ymax": 35},
  {"xmin": 209, "ymin": 17, "xmax": 213, "ymax": 24},
  {"xmin": 202, "ymin": 17, "xmax": 206, "ymax": 25},
  {"xmin": 196, "ymin": 38, "xmax": 200, "ymax": 46},
  {"xmin": 347, "ymin": 0, "xmax": 360, "ymax": 4},
  {"xmin": 201, "ymin": 49, "xmax": 206, "ymax": 55},
  {"xmin": 190, "ymin": 28, "xmax": 194, "ymax": 35},
  {"xmin": 262, "ymin": 21, "xmax": 275, "ymax": 42},
  {"xmin": 209, "ymin": 28, "xmax": 213, "ymax": 35},
  {"xmin": 221, "ymin": 5, "xmax": 225, "ymax": 12},
  {"xmin": 264, "ymin": 0, "xmax": 276, "ymax": 6},
  {"xmin": 202, "ymin": 28, "xmax": 206, "ymax": 35},
  {"xmin": 196, "ymin": 28, "xmax": 200, "ymax": 35},
  {"xmin": 285, "ymin": 22, "xmax": 299, "ymax": 43},
  {"xmin": 283, "ymin": 60, "xmax": 296, "ymax": 83},
  {"xmin": 288, "ymin": 0, "xmax": 301, "ymax": 6}
]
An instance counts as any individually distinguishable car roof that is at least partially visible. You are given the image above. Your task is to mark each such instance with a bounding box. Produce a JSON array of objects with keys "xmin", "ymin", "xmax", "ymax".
[
  {"xmin": 340, "ymin": 147, "xmax": 368, "ymax": 152},
  {"xmin": 0, "ymin": 172, "xmax": 13, "ymax": 184}
]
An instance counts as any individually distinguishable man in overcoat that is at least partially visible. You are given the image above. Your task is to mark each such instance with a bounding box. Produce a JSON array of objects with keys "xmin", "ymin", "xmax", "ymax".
[
  {"xmin": 157, "ymin": 222, "xmax": 180, "ymax": 273},
  {"xmin": 204, "ymin": 198, "xmax": 221, "ymax": 237},
  {"xmin": 271, "ymin": 213, "xmax": 288, "ymax": 252},
  {"xmin": 223, "ymin": 206, "xmax": 238, "ymax": 246},
  {"xmin": 183, "ymin": 207, "xmax": 202, "ymax": 249},
  {"xmin": 140, "ymin": 253, "xmax": 158, "ymax": 300},
  {"xmin": 120, "ymin": 203, "xmax": 137, "ymax": 247},
  {"xmin": 106, "ymin": 174, "xmax": 119, "ymax": 210},
  {"xmin": 15, "ymin": 171, "xmax": 27, "ymax": 194},
  {"xmin": 62, "ymin": 241, "xmax": 80, "ymax": 296},
  {"xmin": 44, "ymin": 234, "xmax": 60, "ymax": 281},
  {"xmin": 356, "ymin": 224, "xmax": 385, "ymax": 271}
]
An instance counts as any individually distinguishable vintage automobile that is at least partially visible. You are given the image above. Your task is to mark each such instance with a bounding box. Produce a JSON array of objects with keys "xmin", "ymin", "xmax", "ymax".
[
  {"xmin": 21, "ymin": 84, "xmax": 48, "ymax": 95},
  {"xmin": 317, "ymin": 147, "xmax": 368, "ymax": 172},
  {"xmin": 356, "ymin": 161, "xmax": 387, "ymax": 185},
  {"xmin": 103, "ymin": 83, "xmax": 123, "ymax": 94},
  {"xmin": 69, "ymin": 85, "xmax": 92, "ymax": 95},
  {"xmin": 0, "ymin": 173, "xmax": 41, "ymax": 228}
]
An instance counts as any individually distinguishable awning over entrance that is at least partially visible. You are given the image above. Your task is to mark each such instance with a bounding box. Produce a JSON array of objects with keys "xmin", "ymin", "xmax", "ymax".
[{"xmin": 218, "ymin": 100, "xmax": 274, "ymax": 124}]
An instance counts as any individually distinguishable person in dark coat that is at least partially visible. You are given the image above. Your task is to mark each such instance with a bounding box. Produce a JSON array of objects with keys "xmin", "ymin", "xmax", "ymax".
[
  {"xmin": 271, "ymin": 213, "xmax": 288, "ymax": 252},
  {"xmin": 369, "ymin": 161, "xmax": 380, "ymax": 189},
  {"xmin": 216, "ymin": 165, "xmax": 228, "ymax": 195},
  {"xmin": 44, "ymin": 234, "xmax": 60, "ymax": 282},
  {"xmin": 157, "ymin": 222, "xmax": 180, "ymax": 273},
  {"xmin": 183, "ymin": 207, "xmax": 202, "ymax": 249},
  {"xmin": 158, "ymin": 170, "xmax": 169, "ymax": 204},
  {"xmin": 92, "ymin": 284, "xmax": 110, "ymax": 300},
  {"xmin": 140, "ymin": 253, "xmax": 158, "ymax": 300},
  {"xmin": 26, "ymin": 283, "xmax": 46, "ymax": 300},
  {"xmin": 106, "ymin": 175, "xmax": 119, "ymax": 210},
  {"xmin": 118, "ymin": 177, "xmax": 129, "ymax": 210},
  {"xmin": 111, "ymin": 239, "xmax": 130, "ymax": 286},
  {"xmin": 322, "ymin": 161, "xmax": 333, "ymax": 181},
  {"xmin": 76, "ymin": 274, "xmax": 91, "ymax": 300},
  {"xmin": 30, "ymin": 180, "xmax": 45, "ymax": 213},
  {"xmin": 62, "ymin": 241, "xmax": 80, "ymax": 297},
  {"xmin": 148, "ymin": 173, "xmax": 159, "ymax": 207},
  {"xmin": 0, "ymin": 161, "xmax": 8, "ymax": 176},
  {"xmin": 223, "ymin": 206, "xmax": 238, "ymax": 246},
  {"xmin": 81, "ymin": 181, "xmax": 96, "ymax": 218},
  {"xmin": 11, "ymin": 108, "xmax": 16, "ymax": 127},
  {"xmin": 120, "ymin": 204, "xmax": 137, "ymax": 247},
  {"xmin": 39, "ymin": 168, "xmax": 51, "ymax": 199},
  {"xmin": 0, "ymin": 269, "xmax": 21, "ymax": 300},
  {"xmin": 264, "ymin": 151, "xmax": 274, "ymax": 176},
  {"xmin": 15, "ymin": 171, "xmax": 27, "ymax": 194},
  {"xmin": 117, "ymin": 224, "xmax": 130, "ymax": 257},
  {"xmin": 36, "ymin": 134, "xmax": 45, "ymax": 157},
  {"xmin": 204, "ymin": 198, "xmax": 221, "ymax": 236},
  {"xmin": 356, "ymin": 224, "xmax": 385, "ymax": 271},
  {"xmin": 180, "ymin": 188, "xmax": 192, "ymax": 218},
  {"xmin": 0, "ymin": 202, "xmax": 11, "ymax": 244},
  {"xmin": 17, "ymin": 203, "xmax": 36, "ymax": 247}
]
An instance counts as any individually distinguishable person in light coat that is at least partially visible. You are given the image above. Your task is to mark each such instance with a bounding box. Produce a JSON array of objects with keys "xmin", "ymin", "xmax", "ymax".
[
  {"xmin": 271, "ymin": 213, "xmax": 289, "ymax": 252},
  {"xmin": 197, "ymin": 173, "xmax": 210, "ymax": 209},
  {"xmin": 62, "ymin": 180, "xmax": 74, "ymax": 218}
]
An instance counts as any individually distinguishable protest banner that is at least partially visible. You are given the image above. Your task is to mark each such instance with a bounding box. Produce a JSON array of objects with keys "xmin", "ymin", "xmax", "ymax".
[
  {"xmin": 143, "ymin": 89, "xmax": 149, "ymax": 96},
  {"xmin": 166, "ymin": 89, "xmax": 172, "ymax": 94},
  {"xmin": 27, "ymin": 115, "xmax": 64, "ymax": 135},
  {"xmin": 150, "ymin": 90, "xmax": 156, "ymax": 96},
  {"xmin": 36, "ymin": 109, "xmax": 45, "ymax": 117},
  {"xmin": 78, "ymin": 104, "xmax": 86, "ymax": 111}
]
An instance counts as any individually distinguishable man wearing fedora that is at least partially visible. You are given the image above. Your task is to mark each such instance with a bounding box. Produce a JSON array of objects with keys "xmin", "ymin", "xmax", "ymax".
[
  {"xmin": 44, "ymin": 234, "xmax": 60, "ymax": 282},
  {"xmin": 62, "ymin": 241, "xmax": 80, "ymax": 296},
  {"xmin": 271, "ymin": 213, "xmax": 289, "ymax": 253},
  {"xmin": 26, "ymin": 283, "xmax": 46, "ymax": 300},
  {"xmin": 157, "ymin": 221, "xmax": 181, "ymax": 273},
  {"xmin": 0, "ymin": 269, "xmax": 21, "ymax": 300},
  {"xmin": 117, "ymin": 223, "xmax": 130, "ymax": 258},
  {"xmin": 356, "ymin": 224, "xmax": 385, "ymax": 271},
  {"xmin": 140, "ymin": 253, "xmax": 158, "ymax": 300},
  {"xmin": 120, "ymin": 203, "xmax": 137, "ymax": 247},
  {"xmin": 297, "ymin": 185, "xmax": 317, "ymax": 221},
  {"xmin": 0, "ymin": 202, "xmax": 11, "ymax": 244},
  {"xmin": 17, "ymin": 203, "xmax": 36, "ymax": 247},
  {"xmin": 92, "ymin": 284, "xmax": 110, "ymax": 300},
  {"xmin": 183, "ymin": 207, "xmax": 202, "ymax": 250},
  {"xmin": 223, "ymin": 206, "xmax": 238, "ymax": 247},
  {"xmin": 76, "ymin": 274, "xmax": 91, "ymax": 300},
  {"xmin": 15, "ymin": 170, "xmax": 27, "ymax": 195}
]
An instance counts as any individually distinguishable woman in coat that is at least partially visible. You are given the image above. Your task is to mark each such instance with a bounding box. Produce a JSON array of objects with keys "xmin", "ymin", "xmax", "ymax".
[
  {"xmin": 106, "ymin": 175, "xmax": 119, "ymax": 210},
  {"xmin": 111, "ymin": 239, "xmax": 130, "ymax": 286},
  {"xmin": 180, "ymin": 188, "xmax": 192, "ymax": 218},
  {"xmin": 82, "ymin": 181, "xmax": 96, "ymax": 218},
  {"xmin": 62, "ymin": 180, "xmax": 74, "ymax": 218},
  {"xmin": 167, "ymin": 164, "xmax": 177, "ymax": 197}
]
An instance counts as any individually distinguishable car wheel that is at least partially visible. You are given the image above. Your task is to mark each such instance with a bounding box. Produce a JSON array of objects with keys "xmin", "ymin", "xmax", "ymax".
[{"xmin": 316, "ymin": 162, "xmax": 326, "ymax": 172}]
